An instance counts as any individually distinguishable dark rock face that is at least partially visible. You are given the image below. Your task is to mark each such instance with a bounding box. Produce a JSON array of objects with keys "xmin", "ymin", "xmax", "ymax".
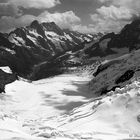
[
  {"xmin": 42, "ymin": 22, "xmax": 64, "ymax": 36},
  {"xmin": 0, "ymin": 20, "xmax": 95, "ymax": 79},
  {"xmin": 115, "ymin": 70, "xmax": 135, "ymax": 84},
  {"xmin": 0, "ymin": 35, "xmax": 31, "ymax": 76},
  {"xmin": 93, "ymin": 59, "xmax": 122, "ymax": 77},
  {"xmin": 0, "ymin": 69, "xmax": 17, "ymax": 93}
]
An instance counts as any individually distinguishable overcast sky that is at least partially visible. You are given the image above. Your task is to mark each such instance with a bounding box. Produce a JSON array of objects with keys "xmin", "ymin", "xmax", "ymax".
[{"xmin": 0, "ymin": 0, "xmax": 139, "ymax": 33}]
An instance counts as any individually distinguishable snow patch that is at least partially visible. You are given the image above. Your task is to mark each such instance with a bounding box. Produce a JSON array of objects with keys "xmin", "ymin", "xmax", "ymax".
[
  {"xmin": 64, "ymin": 33, "xmax": 73, "ymax": 41},
  {"xmin": 27, "ymin": 35, "xmax": 37, "ymax": 46},
  {"xmin": 45, "ymin": 31, "xmax": 58, "ymax": 37},
  {"xmin": 87, "ymin": 34, "xmax": 93, "ymax": 38},
  {"xmin": 84, "ymin": 37, "xmax": 91, "ymax": 42},
  {"xmin": 0, "ymin": 66, "xmax": 12, "ymax": 74},
  {"xmin": 5, "ymin": 48, "xmax": 16, "ymax": 54},
  {"xmin": 29, "ymin": 30, "xmax": 42, "ymax": 38}
]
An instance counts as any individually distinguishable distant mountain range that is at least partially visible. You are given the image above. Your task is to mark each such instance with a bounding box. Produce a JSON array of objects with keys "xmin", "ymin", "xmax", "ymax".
[
  {"xmin": 0, "ymin": 20, "xmax": 99, "ymax": 79},
  {"xmin": 83, "ymin": 19, "xmax": 140, "ymax": 59},
  {"xmin": 1, "ymin": 19, "xmax": 140, "ymax": 81}
]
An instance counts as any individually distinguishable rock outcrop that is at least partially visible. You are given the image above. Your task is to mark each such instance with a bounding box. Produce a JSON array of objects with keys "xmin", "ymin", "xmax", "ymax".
[
  {"xmin": 0, "ymin": 67, "xmax": 17, "ymax": 93},
  {"xmin": 89, "ymin": 49, "xmax": 140, "ymax": 95}
]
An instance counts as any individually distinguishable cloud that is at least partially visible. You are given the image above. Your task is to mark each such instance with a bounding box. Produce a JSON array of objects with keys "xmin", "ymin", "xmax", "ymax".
[
  {"xmin": 0, "ymin": 15, "xmax": 36, "ymax": 32},
  {"xmin": 0, "ymin": 0, "xmax": 65, "ymax": 32},
  {"xmin": 8, "ymin": 0, "xmax": 60, "ymax": 9},
  {"xmin": 90, "ymin": 5, "xmax": 134, "ymax": 32},
  {"xmin": 0, "ymin": 3, "xmax": 22, "ymax": 17},
  {"xmin": 1, "ymin": 0, "xmax": 139, "ymax": 34},
  {"xmin": 0, "ymin": 0, "xmax": 61, "ymax": 18},
  {"xmin": 70, "ymin": 0, "xmax": 140, "ymax": 33},
  {"xmin": 38, "ymin": 11, "xmax": 81, "ymax": 29},
  {"xmin": 0, "ymin": 0, "xmax": 82, "ymax": 33},
  {"xmin": 72, "ymin": 24, "xmax": 96, "ymax": 33},
  {"xmin": 96, "ymin": 6, "xmax": 134, "ymax": 21},
  {"xmin": 89, "ymin": 0, "xmax": 140, "ymax": 33},
  {"xmin": 99, "ymin": 0, "xmax": 140, "ymax": 15},
  {"xmin": 0, "ymin": 11, "xmax": 81, "ymax": 32},
  {"xmin": 91, "ymin": 14, "xmax": 129, "ymax": 33},
  {"xmin": 90, "ymin": 7, "xmax": 132, "ymax": 33}
]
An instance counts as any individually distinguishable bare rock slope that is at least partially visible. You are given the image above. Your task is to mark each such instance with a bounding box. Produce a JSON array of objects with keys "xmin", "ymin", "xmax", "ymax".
[{"xmin": 89, "ymin": 49, "xmax": 140, "ymax": 95}]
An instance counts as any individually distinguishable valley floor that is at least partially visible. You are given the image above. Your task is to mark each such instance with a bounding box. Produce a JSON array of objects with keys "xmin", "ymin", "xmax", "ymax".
[
  {"xmin": 0, "ymin": 73, "xmax": 93, "ymax": 140},
  {"xmin": 0, "ymin": 73, "xmax": 140, "ymax": 140}
]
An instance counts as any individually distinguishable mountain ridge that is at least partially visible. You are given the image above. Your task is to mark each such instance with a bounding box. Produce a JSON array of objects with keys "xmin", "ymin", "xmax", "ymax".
[
  {"xmin": 82, "ymin": 19, "xmax": 140, "ymax": 59},
  {"xmin": 0, "ymin": 20, "xmax": 97, "ymax": 79}
]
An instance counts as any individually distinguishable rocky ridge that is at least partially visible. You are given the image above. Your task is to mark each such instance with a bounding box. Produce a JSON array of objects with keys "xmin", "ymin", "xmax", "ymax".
[
  {"xmin": 0, "ymin": 20, "xmax": 97, "ymax": 79},
  {"xmin": 82, "ymin": 19, "xmax": 140, "ymax": 59}
]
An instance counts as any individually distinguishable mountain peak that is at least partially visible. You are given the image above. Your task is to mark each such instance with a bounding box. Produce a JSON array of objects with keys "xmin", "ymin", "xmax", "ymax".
[
  {"xmin": 42, "ymin": 21, "xmax": 64, "ymax": 35},
  {"xmin": 132, "ymin": 19, "xmax": 140, "ymax": 25},
  {"xmin": 30, "ymin": 20, "xmax": 40, "ymax": 28},
  {"xmin": 41, "ymin": 21, "xmax": 59, "ymax": 30},
  {"xmin": 42, "ymin": 21, "xmax": 56, "ymax": 26},
  {"xmin": 130, "ymin": 19, "xmax": 140, "ymax": 29},
  {"xmin": 121, "ymin": 18, "xmax": 140, "ymax": 34}
]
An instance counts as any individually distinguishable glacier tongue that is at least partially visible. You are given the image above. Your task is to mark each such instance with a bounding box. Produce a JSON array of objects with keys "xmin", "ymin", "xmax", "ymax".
[
  {"xmin": 26, "ymin": 82, "xmax": 140, "ymax": 140},
  {"xmin": 54, "ymin": 81, "xmax": 140, "ymax": 139},
  {"xmin": 0, "ymin": 74, "xmax": 140, "ymax": 140},
  {"xmin": 0, "ymin": 74, "xmax": 92, "ymax": 139}
]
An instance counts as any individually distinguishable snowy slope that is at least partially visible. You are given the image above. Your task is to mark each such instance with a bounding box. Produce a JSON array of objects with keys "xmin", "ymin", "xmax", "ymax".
[
  {"xmin": 45, "ymin": 81, "xmax": 140, "ymax": 140},
  {"xmin": 0, "ymin": 74, "xmax": 92, "ymax": 139},
  {"xmin": 1, "ymin": 79, "xmax": 140, "ymax": 140}
]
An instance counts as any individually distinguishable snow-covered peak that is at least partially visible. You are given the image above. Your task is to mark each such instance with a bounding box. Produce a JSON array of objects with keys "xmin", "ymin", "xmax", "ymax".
[{"xmin": 30, "ymin": 20, "xmax": 40, "ymax": 29}]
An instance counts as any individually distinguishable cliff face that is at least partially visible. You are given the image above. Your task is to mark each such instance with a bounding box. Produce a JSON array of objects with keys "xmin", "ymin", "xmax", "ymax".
[{"xmin": 0, "ymin": 67, "xmax": 17, "ymax": 93}]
